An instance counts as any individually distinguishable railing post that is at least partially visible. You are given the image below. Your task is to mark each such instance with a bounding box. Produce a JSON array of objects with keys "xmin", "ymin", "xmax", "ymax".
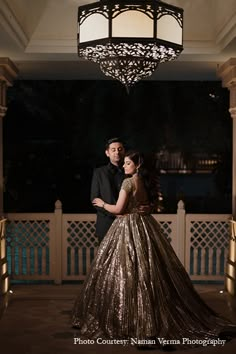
[
  {"xmin": 54, "ymin": 200, "xmax": 62, "ymax": 284},
  {"xmin": 176, "ymin": 200, "xmax": 186, "ymax": 266},
  {"xmin": 0, "ymin": 218, "xmax": 9, "ymax": 295},
  {"xmin": 225, "ymin": 219, "xmax": 236, "ymax": 296}
]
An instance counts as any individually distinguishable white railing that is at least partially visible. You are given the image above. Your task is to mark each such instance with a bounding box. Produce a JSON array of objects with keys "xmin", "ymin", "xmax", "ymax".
[{"xmin": 4, "ymin": 200, "xmax": 232, "ymax": 284}]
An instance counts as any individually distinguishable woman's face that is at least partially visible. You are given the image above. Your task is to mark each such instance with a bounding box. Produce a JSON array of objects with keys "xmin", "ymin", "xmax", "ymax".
[{"xmin": 123, "ymin": 157, "xmax": 137, "ymax": 175}]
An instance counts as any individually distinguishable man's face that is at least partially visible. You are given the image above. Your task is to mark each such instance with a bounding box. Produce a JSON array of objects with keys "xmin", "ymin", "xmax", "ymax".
[{"xmin": 105, "ymin": 142, "xmax": 125, "ymax": 166}]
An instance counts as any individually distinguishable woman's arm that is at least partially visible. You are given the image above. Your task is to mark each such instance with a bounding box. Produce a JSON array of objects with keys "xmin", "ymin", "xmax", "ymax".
[{"xmin": 92, "ymin": 188, "xmax": 128, "ymax": 215}]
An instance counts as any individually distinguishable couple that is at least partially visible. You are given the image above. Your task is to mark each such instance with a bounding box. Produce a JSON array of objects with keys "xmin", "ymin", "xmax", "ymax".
[{"xmin": 72, "ymin": 137, "xmax": 236, "ymax": 349}]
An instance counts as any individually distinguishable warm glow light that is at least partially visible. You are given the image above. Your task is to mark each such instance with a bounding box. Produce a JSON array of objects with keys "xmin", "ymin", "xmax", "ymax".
[
  {"xmin": 80, "ymin": 13, "xmax": 108, "ymax": 42},
  {"xmin": 157, "ymin": 15, "xmax": 182, "ymax": 44},
  {"xmin": 225, "ymin": 219, "xmax": 236, "ymax": 296},
  {"xmin": 113, "ymin": 10, "xmax": 152, "ymax": 37},
  {"xmin": 225, "ymin": 277, "xmax": 236, "ymax": 296}
]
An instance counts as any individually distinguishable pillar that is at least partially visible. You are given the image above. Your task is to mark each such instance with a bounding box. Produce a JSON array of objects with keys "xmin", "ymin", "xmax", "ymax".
[
  {"xmin": 218, "ymin": 58, "xmax": 236, "ymax": 295},
  {"xmin": 0, "ymin": 58, "xmax": 18, "ymax": 214},
  {"xmin": 217, "ymin": 58, "xmax": 236, "ymax": 217}
]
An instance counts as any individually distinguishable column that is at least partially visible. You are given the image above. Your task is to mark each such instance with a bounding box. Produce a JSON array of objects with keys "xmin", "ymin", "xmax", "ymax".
[
  {"xmin": 0, "ymin": 58, "xmax": 18, "ymax": 214},
  {"xmin": 218, "ymin": 58, "xmax": 236, "ymax": 295},
  {"xmin": 218, "ymin": 58, "xmax": 236, "ymax": 217}
]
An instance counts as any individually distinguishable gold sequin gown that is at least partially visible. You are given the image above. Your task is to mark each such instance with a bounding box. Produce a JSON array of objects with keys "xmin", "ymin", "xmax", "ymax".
[{"xmin": 72, "ymin": 177, "xmax": 236, "ymax": 347}]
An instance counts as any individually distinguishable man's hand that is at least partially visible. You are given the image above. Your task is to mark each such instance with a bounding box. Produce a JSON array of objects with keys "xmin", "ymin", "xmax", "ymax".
[{"xmin": 92, "ymin": 198, "xmax": 104, "ymax": 208}]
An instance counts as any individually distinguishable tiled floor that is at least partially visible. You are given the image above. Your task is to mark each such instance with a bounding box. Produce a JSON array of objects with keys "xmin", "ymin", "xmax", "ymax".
[{"xmin": 0, "ymin": 283, "xmax": 236, "ymax": 354}]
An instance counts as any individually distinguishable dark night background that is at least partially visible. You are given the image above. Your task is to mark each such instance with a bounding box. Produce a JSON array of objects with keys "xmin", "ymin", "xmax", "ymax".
[{"xmin": 3, "ymin": 80, "xmax": 232, "ymax": 214}]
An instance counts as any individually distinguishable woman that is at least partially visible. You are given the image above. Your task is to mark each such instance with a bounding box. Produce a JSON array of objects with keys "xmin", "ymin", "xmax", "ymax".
[{"xmin": 72, "ymin": 151, "xmax": 236, "ymax": 348}]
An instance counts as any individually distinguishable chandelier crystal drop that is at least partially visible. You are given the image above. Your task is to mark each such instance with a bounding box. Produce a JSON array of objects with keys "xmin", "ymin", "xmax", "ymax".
[{"xmin": 77, "ymin": 0, "xmax": 184, "ymax": 90}]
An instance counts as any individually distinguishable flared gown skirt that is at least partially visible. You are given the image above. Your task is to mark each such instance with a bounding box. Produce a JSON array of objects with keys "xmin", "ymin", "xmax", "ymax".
[{"xmin": 72, "ymin": 213, "xmax": 235, "ymax": 346}]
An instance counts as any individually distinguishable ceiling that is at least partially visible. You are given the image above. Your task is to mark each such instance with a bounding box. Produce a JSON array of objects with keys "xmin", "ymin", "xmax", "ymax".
[{"xmin": 1, "ymin": 0, "xmax": 236, "ymax": 81}]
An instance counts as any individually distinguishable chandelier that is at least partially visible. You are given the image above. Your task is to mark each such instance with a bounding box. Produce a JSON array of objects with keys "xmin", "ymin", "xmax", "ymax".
[{"xmin": 77, "ymin": 0, "xmax": 183, "ymax": 90}]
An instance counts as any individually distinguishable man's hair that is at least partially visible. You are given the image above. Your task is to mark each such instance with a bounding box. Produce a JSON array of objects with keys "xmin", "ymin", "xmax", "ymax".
[{"xmin": 105, "ymin": 137, "xmax": 125, "ymax": 150}]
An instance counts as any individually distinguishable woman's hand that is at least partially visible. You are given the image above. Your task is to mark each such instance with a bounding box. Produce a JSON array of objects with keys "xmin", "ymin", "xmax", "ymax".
[
  {"xmin": 92, "ymin": 198, "xmax": 104, "ymax": 208},
  {"xmin": 137, "ymin": 203, "xmax": 152, "ymax": 215}
]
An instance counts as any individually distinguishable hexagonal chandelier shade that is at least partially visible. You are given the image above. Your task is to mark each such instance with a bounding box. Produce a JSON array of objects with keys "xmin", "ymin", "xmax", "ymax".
[{"xmin": 77, "ymin": 0, "xmax": 183, "ymax": 90}]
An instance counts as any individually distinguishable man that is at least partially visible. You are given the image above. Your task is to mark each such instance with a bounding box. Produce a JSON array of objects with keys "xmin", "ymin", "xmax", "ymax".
[{"xmin": 91, "ymin": 137, "xmax": 125, "ymax": 243}]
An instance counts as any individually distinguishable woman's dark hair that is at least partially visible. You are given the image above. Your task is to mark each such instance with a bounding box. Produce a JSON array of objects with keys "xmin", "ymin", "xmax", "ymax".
[
  {"xmin": 125, "ymin": 150, "xmax": 160, "ymax": 207},
  {"xmin": 125, "ymin": 150, "xmax": 144, "ymax": 168}
]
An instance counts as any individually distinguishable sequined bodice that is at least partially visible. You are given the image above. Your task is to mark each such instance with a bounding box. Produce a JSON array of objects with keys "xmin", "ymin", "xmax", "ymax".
[{"xmin": 121, "ymin": 177, "xmax": 149, "ymax": 214}]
